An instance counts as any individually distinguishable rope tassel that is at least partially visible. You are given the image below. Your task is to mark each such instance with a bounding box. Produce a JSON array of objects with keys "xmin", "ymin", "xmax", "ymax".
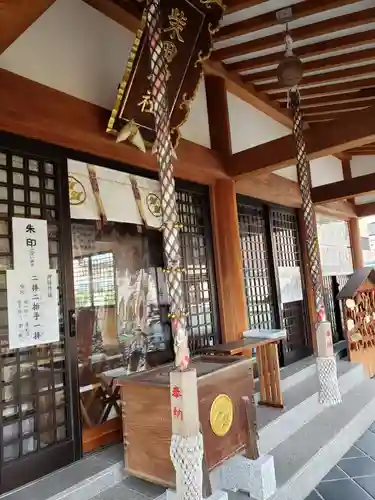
[{"xmin": 288, "ymin": 89, "xmax": 341, "ymax": 406}]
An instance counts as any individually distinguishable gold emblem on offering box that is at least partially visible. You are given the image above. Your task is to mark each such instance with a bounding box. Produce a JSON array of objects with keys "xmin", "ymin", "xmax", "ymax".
[
  {"xmin": 146, "ymin": 193, "xmax": 162, "ymax": 217},
  {"xmin": 68, "ymin": 176, "xmax": 86, "ymax": 205},
  {"xmin": 210, "ymin": 394, "xmax": 233, "ymax": 437}
]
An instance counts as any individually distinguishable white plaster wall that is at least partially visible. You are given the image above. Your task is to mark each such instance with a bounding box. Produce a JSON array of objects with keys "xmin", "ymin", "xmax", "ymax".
[
  {"xmin": 227, "ymin": 92, "xmax": 290, "ymax": 153},
  {"xmin": 351, "ymin": 155, "xmax": 375, "ymax": 177},
  {"xmin": 272, "ymin": 153, "xmax": 343, "ymax": 187},
  {"xmin": 0, "ymin": 0, "xmax": 210, "ymax": 147},
  {"xmin": 227, "ymin": 92, "xmax": 344, "ymax": 187}
]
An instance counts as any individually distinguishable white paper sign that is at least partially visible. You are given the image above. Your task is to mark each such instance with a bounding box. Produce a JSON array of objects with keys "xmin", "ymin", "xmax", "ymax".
[
  {"xmin": 7, "ymin": 270, "xmax": 59, "ymax": 349},
  {"xmin": 278, "ymin": 266, "xmax": 303, "ymax": 304},
  {"xmin": 12, "ymin": 217, "xmax": 49, "ymax": 271}
]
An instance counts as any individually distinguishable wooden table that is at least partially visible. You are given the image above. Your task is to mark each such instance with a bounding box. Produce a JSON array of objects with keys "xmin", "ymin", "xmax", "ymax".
[{"xmin": 201, "ymin": 336, "xmax": 284, "ymax": 408}]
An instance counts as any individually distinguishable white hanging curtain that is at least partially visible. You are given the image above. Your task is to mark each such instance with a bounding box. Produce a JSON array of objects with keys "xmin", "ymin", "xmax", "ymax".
[{"xmin": 67, "ymin": 159, "xmax": 162, "ymax": 228}]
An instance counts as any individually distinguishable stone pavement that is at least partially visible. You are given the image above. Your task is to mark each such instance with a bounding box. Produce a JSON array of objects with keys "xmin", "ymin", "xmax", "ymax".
[{"xmin": 306, "ymin": 422, "xmax": 375, "ymax": 500}]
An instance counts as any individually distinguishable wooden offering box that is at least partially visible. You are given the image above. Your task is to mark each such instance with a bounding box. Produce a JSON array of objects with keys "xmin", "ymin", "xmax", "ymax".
[
  {"xmin": 337, "ymin": 268, "xmax": 375, "ymax": 377},
  {"xmin": 117, "ymin": 355, "xmax": 254, "ymax": 487}
]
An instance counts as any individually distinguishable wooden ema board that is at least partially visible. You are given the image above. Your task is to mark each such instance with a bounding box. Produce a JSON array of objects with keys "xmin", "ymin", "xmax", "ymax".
[
  {"xmin": 344, "ymin": 288, "xmax": 375, "ymax": 377},
  {"xmin": 117, "ymin": 355, "xmax": 254, "ymax": 487}
]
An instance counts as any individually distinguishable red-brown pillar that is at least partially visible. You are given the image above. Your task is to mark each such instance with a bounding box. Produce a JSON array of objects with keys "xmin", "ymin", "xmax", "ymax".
[
  {"xmin": 205, "ymin": 74, "xmax": 248, "ymax": 342},
  {"xmin": 210, "ymin": 180, "xmax": 248, "ymax": 342},
  {"xmin": 348, "ymin": 218, "xmax": 364, "ymax": 269}
]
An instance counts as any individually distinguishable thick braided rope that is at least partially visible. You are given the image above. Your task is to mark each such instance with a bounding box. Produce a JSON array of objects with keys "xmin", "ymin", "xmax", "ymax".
[
  {"xmin": 170, "ymin": 435, "xmax": 204, "ymax": 500},
  {"xmin": 289, "ymin": 89, "xmax": 341, "ymax": 405},
  {"xmin": 145, "ymin": 0, "xmax": 190, "ymax": 370},
  {"xmin": 288, "ymin": 89, "xmax": 326, "ymax": 322}
]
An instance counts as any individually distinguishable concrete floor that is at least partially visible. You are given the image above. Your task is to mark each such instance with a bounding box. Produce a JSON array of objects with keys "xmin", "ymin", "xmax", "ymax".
[{"xmin": 306, "ymin": 422, "xmax": 375, "ymax": 500}]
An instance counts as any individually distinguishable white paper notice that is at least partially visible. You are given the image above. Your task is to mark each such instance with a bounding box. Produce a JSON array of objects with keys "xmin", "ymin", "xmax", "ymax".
[
  {"xmin": 7, "ymin": 270, "xmax": 59, "ymax": 349},
  {"xmin": 12, "ymin": 218, "xmax": 49, "ymax": 271},
  {"xmin": 278, "ymin": 266, "xmax": 303, "ymax": 304}
]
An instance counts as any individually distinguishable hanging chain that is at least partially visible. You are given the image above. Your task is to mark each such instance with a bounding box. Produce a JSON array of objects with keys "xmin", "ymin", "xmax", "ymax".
[
  {"xmin": 288, "ymin": 89, "xmax": 326, "ymax": 323},
  {"xmin": 145, "ymin": 0, "xmax": 190, "ymax": 370}
]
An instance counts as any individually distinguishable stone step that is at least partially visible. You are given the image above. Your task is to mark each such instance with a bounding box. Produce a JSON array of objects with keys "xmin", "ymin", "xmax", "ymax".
[
  {"xmin": 254, "ymin": 356, "xmax": 316, "ymax": 399},
  {"xmin": 258, "ymin": 360, "xmax": 365, "ymax": 454},
  {"xmin": 0, "ymin": 445, "xmax": 125, "ymax": 500},
  {"xmin": 267, "ymin": 376, "xmax": 375, "ymax": 500}
]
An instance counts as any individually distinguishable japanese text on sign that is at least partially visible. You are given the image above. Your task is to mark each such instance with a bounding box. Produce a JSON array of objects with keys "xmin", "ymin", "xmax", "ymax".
[
  {"xmin": 12, "ymin": 218, "xmax": 49, "ymax": 271},
  {"xmin": 7, "ymin": 270, "xmax": 59, "ymax": 349},
  {"xmin": 171, "ymin": 384, "xmax": 183, "ymax": 421}
]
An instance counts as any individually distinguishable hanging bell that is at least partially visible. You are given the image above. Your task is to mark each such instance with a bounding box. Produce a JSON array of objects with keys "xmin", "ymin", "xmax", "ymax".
[
  {"xmin": 277, "ymin": 31, "xmax": 303, "ymax": 88},
  {"xmin": 277, "ymin": 53, "xmax": 303, "ymax": 88}
]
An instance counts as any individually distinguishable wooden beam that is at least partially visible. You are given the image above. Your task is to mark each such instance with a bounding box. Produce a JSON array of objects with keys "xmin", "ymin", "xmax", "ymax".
[
  {"xmin": 0, "ymin": 70, "xmax": 226, "ymax": 184},
  {"xmin": 258, "ymin": 63, "xmax": 375, "ymax": 93},
  {"xmin": 204, "ymin": 74, "xmax": 232, "ymax": 161},
  {"xmin": 316, "ymin": 201, "xmax": 357, "ymax": 220},
  {"xmin": 342, "ymin": 157, "xmax": 352, "ymax": 182},
  {"xmin": 304, "ymin": 107, "xmax": 370, "ymax": 119},
  {"xmin": 305, "ymin": 110, "xmax": 371, "ymax": 122},
  {"xmin": 236, "ymin": 173, "xmax": 301, "ymax": 207},
  {"xmin": 230, "ymin": 106, "xmax": 375, "ymax": 178},
  {"xmin": 347, "ymin": 150, "xmax": 375, "ymax": 155},
  {"xmin": 0, "ymin": 0, "xmax": 56, "ymax": 54},
  {"xmin": 215, "ymin": 0, "xmax": 358, "ymax": 43},
  {"xmin": 312, "ymin": 173, "xmax": 375, "ymax": 204},
  {"xmin": 248, "ymin": 47, "xmax": 375, "ymax": 85},
  {"xmin": 226, "ymin": 29, "xmax": 375, "ymax": 74},
  {"xmin": 271, "ymin": 78, "xmax": 375, "ymax": 100},
  {"xmin": 213, "ymin": 7, "xmax": 375, "ymax": 62},
  {"xmin": 210, "ymin": 180, "xmax": 248, "ymax": 342},
  {"xmin": 204, "ymin": 61, "xmax": 293, "ymax": 128},
  {"xmin": 303, "ymin": 102, "xmax": 372, "ymax": 115},
  {"xmin": 82, "ymin": 0, "xmax": 141, "ymax": 32},
  {"xmin": 235, "ymin": 173, "xmax": 357, "ymax": 219},
  {"xmin": 223, "ymin": 0, "xmax": 266, "ymax": 16},
  {"xmin": 284, "ymin": 91, "xmax": 375, "ymax": 109},
  {"xmin": 356, "ymin": 202, "xmax": 375, "ymax": 217}
]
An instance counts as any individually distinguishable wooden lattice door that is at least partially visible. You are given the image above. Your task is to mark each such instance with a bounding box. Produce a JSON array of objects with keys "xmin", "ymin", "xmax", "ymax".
[{"xmin": 0, "ymin": 133, "xmax": 80, "ymax": 493}]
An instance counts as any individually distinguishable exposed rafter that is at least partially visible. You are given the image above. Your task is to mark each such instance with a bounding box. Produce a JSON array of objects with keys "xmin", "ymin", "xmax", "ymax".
[
  {"xmin": 215, "ymin": 0, "xmax": 358, "ymax": 43},
  {"xmin": 248, "ymin": 47, "xmax": 375, "ymax": 85},
  {"xmin": 0, "ymin": 0, "xmax": 56, "ymax": 54},
  {"xmin": 275, "ymin": 79, "xmax": 375, "ymax": 101},
  {"xmin": 230, "ymin": 106, "xmax": 375, "ymax": 179},
  {"xmin": 280, "ymin": 90, "xmax": 375, "ymax": 109},
  {"xmin": 213, "ymin": 7, "xmax": 375, "ymax": 62},
  {"xmin": 226, "ymin": 29, "xmax": 375, "ymax": 74},
  {"xmin": 258, "ymin": 63, "xmax": 375, "ymax": 93}
]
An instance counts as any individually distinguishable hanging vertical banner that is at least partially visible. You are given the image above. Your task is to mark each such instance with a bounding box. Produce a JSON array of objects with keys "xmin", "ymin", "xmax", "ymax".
[{"xmin": 7, "ymin": 217, "xmax": 59, "ymax": 349}]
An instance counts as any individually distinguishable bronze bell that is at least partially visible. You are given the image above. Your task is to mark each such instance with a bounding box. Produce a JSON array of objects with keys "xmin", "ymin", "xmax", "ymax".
[{"xmin": 277, "ymin": 54, "xmax": 303, "ymax": 88}]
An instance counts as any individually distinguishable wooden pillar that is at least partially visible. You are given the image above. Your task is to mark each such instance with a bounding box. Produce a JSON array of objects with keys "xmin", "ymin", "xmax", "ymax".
[
  {"xmin": 348, "ymin": 218, "xmax": 364, "ymax": 269},
  {"xmin": 210, "ymin": 180, "xmax": 248, "ymax": 342},
  {"xmin": 297, "ymin": 209, "xmax": 318, "ymax": 354},
  {"xmin": 205, "ymin": 74, "xmax": 248, "ymax": 342}
]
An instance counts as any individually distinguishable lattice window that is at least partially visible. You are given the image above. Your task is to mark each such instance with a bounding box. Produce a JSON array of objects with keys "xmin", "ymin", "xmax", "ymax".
[
  {"xmin": 271, "ymin": 209, "xmax": 308, "ymax": 356},
  {"xmin": 176, "ymin": 187, "xmax": 217, "ymax": 351},
  {"xmin": 0, "ymin": 149, "xmax": 68, "ymax": 463},
  {"xmin": 73, "ymin": 252, "xmax": 116, "ymax": 308},
  {"xmin": 238, "ymin": 202, "xmax": 275, "ymax": 330}
]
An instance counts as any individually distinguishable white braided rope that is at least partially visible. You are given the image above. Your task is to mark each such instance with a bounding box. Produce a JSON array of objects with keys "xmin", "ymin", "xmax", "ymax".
[
  {"xmin": 316, "ymin": 357, "xmax": 342, "ymax": 406},
  {"xmin": 170, "ymin": 434, "xmax": 204, "ymax": 500}
]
